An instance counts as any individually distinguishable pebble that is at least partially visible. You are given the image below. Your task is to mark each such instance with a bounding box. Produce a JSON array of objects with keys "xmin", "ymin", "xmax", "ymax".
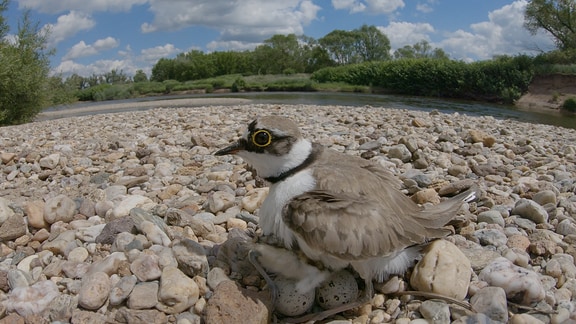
[
  {"xmin": 44, "ymin": 195, "xmax": 76, "ymax": 224},
  {"xmin": 4, "ymin": 280, "xmax": 60, "ymax": 316},
  {"xmin": 477, "ymin": 210, "xmax": 505, "ymax": 227},
  {"xmin": 127, "ymin": 281, "xmax": 159, "ymax": 310},
  {"xmin": 78, "ymin": 271, "xmax": 111, "ymax": 310},
  {"xmin": 0, "ymin": 215, "xmax": 27, "ymax": 241},
  {"xmin": 0, "ymin": 104, "xmax": 573, "ymax": 322},
  {"xmin": 24, "ymin": 200, "xmax": 47, "ymax": 229},
  {"xmin": 419, "ymin": 300, "xmax": 450, "ymax": 324},
  {"xmin": 478, "ymin": 257, "xmax": 545, "ymax": 305},
  {"xmin": 0, "ymin": 197, "xmax": 15, "ymax": 224},
  {"xmin": 470, "ymin": 286, "xmax": 509, "ymax": 322},
  {"xmin": 157, "ymin": 266, "xmax": 200, "ymax": 314},
  {"xmin": 512, "ymin": 198, "xmax": 549, "ymax": 224},
  {"xmin": 410, "ymin": 239, "xmax": 471, "ymax": 300},
  {"xmin": 205, "ymin": 280, "xmax": 271, "ymax": 323}
]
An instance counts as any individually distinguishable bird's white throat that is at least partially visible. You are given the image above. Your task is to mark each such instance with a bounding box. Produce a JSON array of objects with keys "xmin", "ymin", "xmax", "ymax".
[{"xmin": 237, "ymin": 139, "xmax": 313, "ymax": 179}]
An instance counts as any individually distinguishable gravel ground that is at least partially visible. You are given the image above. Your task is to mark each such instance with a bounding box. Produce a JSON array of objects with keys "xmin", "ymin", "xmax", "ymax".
[{"xmin": 0, "ymin": 103, "xmax": 575, "ymax": 324}]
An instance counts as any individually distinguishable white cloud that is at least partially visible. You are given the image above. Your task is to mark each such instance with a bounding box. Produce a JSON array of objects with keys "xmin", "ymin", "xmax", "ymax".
[
  {"xmin": 53, "ymin": 59, "xmax": 140, "ymax": 77},
  {"xmin": 206, "ymin": 40, "xmax": 260, "ymax": 52},
  {"xmin": 44, "ymin": 11, "xmax": 95, "ymax": 47},
  {"xmin": 332, "ymin": 0, "xmax": 404, "ymax": 14},
  {"xmin": 439, "ymin": 0, "xmax": 555, "ymax": 60},
  {"xmin": 379, "ymin": 22, "xmax": 435, "ymax": 50},
  {"xmin": 52, "ymin": 43, "xmax": 177, "ymax": 78},
  {"xmin": 416, "ymin": 3, "xmax": 433, "ymax": 13},
  {"xmin": 63, "ymin": 37, "xmax": 119, "ymax": 60},
  {"xmin": 332, "ymin": 0, "xmax": 366, "ymax": 13},
  {"xmin": 16, "ymin": 0, "xmax": 148, "ymax": 14},
  {"xmin": 141, "ymin": 0, "xmax": 320, "ymax": 49},
  {"xmin": 140, "ymin": 44, "xmax": 180, "ymax": 62}
]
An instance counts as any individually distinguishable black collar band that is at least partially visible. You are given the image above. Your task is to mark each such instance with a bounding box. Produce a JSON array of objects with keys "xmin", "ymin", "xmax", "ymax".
[{"xmin": 265, "ymin": 144, "xmax": 320, "ymax": 184}]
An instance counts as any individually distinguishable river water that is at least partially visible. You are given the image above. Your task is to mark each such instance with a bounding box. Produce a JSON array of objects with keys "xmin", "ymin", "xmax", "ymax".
[{"xmin": 44, "ymin": 92, "xmax": 576, "ymax": 130}]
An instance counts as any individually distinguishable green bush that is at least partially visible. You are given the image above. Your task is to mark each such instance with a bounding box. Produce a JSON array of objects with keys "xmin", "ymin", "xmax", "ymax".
[
  {"xmin": 231, "ymin": 77, "xmax": 246, "ymax": 92},
  {"xmin": 163, "ymin": 79, "xmax": 180, "ymax": 93},
  {"xmin": 562, "ymin": 97, "xmax": 576, "ymax": 112},
  {"xmin": 132, "ymin": 81, "xmax": 166, "ymax": 95},
  {"xmin": 312, "ymin": 55, "xmax": 534, "ymax": 103},
  {"xmin": 211, "ymin": 79, "xmax": 226, "ymax": 88},
  {"xmin": 76, "ymin": 84, "xmax": 113, "ymax": 101},
  {"xmin": 0, "ymin": 10, "xmax": 54, "ymax": 125}
]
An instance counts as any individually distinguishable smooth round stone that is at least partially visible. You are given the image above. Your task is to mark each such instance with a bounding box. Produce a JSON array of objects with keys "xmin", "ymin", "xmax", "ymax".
[
  {"xmin": 419, "ymin": 300, "xmax": 451, "ymax": 324},
  {"xmin": 44, "ymin": 195, "xmax": 76, "ymax": 224},
  {"xmin": 240, "ymin": 188, "xmax": 268, "ymax": 213},
  {"xmin": 67, "ymin": 247, "xmax": 89, "ymax": 263},
  {"xmin": 511, "ymin": 198, "xmax": 549, "ymax": 224},
  {"xmin": 410, "ymin": 240, "xmax": 471, "ymax": 300},
  {"xmin": 109, "ymin": 275, "xmax": 137, "ymax": 306},
  {"xmin": 24, "ymin": 200, "xmax": 47, "ymax": 229},
  {"xmin": 208, "ymin": 191, "xmax": 235, "ymax": 213},
  {"xmin": 470, "ymin": 286, "xmax": 508, "ymax": 323},
  {"xmin": 127, "ymin": 281, "xmax": 159, "ymax": 310},
  {"xmin": 478, "ymin": 257, "xmax": 545, "ymax": 305},
  {"xmin": 157, "ymin": 266, "xmax": 200, "ymax": 314},
  {"xmin": 78, "ymin": 272, "xmax": 111, "ymax": 310},
  {"xmin": 473, "ymin": 229, "xmax": 508, "ymax": 247},
  {"xmin": 477, "ymin": 210, "xmax": 505, "ymax": 227},
  {"xmin": 532, "ymin": 190, "xmax": 557, "ymax": 206},
  {"xmin": 17, "ymin": 255, "xmax": 39, "ymax": 273},
  {"xmin": 39, "ymin": 153, "xmax": 60, "ymax": 169},
  {"xmin": 387, "ymin": 144, "xmax": 411, "ymax": 162}
]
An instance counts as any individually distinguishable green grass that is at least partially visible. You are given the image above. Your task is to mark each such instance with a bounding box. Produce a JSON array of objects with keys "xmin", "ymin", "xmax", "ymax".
[{"xmin": 535, "ymin": 64, "xmax": 576, "ymax": 75}]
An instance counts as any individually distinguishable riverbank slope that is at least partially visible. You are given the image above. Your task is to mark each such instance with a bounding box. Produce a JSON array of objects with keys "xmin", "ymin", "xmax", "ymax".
[{"xmin": 516, "ymin": 74, "xmax": 576, "ymax": 111}]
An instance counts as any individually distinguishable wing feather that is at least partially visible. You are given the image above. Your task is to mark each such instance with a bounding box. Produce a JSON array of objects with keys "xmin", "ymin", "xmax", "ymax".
[{"xmin": 282, "ymin": 148, "xmax": 463, "ymax": 261}]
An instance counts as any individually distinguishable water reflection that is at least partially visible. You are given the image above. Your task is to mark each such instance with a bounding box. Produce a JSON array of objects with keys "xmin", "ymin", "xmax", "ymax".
[{"xmin": 45, "ymin": 92, "xmax": 575, "ymax": 130}]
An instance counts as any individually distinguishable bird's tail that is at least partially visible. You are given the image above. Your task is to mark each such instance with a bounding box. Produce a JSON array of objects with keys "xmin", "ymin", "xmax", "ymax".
[{"xmin": 417, "ymin": 184, "xmax": 480, "ymax": 228}]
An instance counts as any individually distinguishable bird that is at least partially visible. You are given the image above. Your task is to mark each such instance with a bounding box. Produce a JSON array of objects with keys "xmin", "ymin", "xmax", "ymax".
[{"xmin": 214, "ymin": 115, "xmax": 477, "ymax": 321}]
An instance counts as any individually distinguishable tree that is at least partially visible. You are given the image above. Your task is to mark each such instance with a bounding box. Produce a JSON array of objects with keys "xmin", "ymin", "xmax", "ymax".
[
  {"xmin": 299, "ymin": 35, "xmax": 334, "ymax": 72},
  {"xmin": 0, "ymin": 3, "xmax": 54, "ymax": 125},
  {"xmin": 133, "ymin": 69, "xmax": 148, "ymax": 83},
  {"xmin": 151, "ymin": 58, "xmax": 177, "ymax": 81},
  {"xmin": 103, "ymin": 69, "xmax": 129, "ymax": 84},
  {"xmin": 253, "ymin": 34, "xmax": 307, "ymax": 74},
  {"xmin": 65, "ymin": 73, "xmax": 89, "ymax": 90},
  {"xmin": 524, "ymin": 0, "xmax": 576, "ymax": 50},
  {"xmin": 394, "ymin": 40, "xmax": 450, "ymax": 60},
  {"xmin": 354, "ymin": 25, "xmax": 391, "ymax": 62},
  {"xmin": 0, "ymin": 0, "xmax": 7, "ymax": 39},
  {"xmin": 319, "ymin": 29, "xmax": 359, "ymax": 64},
  {"xmin": 319, "ymin": 25, "xmax": 391, "ymax": 64}
]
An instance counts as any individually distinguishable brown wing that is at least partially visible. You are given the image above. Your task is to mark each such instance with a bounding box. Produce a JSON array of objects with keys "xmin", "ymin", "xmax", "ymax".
[{"xmin": 282, "ymin": 148, "xmax": 456, "ymax": 261}]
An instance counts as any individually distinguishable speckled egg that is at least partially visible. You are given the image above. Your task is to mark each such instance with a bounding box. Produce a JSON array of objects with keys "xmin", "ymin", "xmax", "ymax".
[
  {"xmin": 316, "ymin": 270, "xmax": 359, "ymax": 309},
  {"xmin": 273, "ymin": 276, "xmax": 315, "ymax": 316}
]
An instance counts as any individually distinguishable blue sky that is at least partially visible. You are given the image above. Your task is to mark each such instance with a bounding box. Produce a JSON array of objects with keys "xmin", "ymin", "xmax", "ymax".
[{"xmin": 5, "ymin": 0, "xmax": 556, "ymax": 78}]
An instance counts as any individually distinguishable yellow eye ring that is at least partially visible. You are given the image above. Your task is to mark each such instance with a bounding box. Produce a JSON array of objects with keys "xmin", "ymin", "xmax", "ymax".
[{"xmin": 252, "ymin": 130, "xmax": 272, "ymax": 147}]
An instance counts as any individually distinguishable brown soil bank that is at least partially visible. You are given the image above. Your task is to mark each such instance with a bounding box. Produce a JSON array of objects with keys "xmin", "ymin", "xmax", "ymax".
[{"xmin": 516, "ymin": 74, "xmax": 576, "ymax": 111}]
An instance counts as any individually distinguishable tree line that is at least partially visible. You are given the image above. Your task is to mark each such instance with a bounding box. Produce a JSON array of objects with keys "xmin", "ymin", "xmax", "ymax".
[
  {"xmin": 1, "ymin": 0, "xmax": 575, "ymax": 125},
  {"xmin": 147, "ymin": 27, "xmax": 449, "ymax": 83},
  {"xmin": 63, "ymin": 25, "xmax": 447, "ymax": 88}
]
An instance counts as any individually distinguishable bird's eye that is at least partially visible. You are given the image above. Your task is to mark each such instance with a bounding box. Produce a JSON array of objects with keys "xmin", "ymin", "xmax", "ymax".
[{"xmin": 252, "ymin": 130, "xmax": 272, "ymax": 147}]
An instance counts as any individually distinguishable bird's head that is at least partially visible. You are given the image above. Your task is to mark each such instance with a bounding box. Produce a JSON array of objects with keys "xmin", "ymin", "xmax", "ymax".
[{"xmin": 214, "ymin": 116, "xmax": 312, "ymax": 179}]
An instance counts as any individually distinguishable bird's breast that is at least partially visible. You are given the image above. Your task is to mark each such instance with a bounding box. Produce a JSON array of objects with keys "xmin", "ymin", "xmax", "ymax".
[{"xmin": 258, "ymin": 169, "xmax": 316, "ymax": 248}]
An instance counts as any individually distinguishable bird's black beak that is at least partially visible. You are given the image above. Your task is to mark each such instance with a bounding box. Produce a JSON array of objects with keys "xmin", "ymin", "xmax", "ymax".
[{"xmin": 214, "ymin": 139, "xmax": 245, "ymax": 156}]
